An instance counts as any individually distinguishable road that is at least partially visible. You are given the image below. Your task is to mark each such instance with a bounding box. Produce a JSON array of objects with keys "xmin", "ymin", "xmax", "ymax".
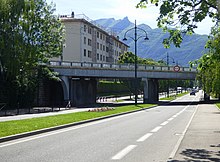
[{"xmin": 0, "ymin": 92, "xmax": 201, "ymax": 162}]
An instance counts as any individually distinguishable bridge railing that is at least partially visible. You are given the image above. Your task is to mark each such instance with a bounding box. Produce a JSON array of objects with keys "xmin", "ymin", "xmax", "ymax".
[{"xmin": 48, "ymin": 61, "xmax": 197, "ymax": 72}]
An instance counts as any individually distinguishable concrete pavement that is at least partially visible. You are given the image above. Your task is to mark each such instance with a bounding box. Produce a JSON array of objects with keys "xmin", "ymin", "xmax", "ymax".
[{"xmin": 169, "ymin": 103, "xmax": 220, "ymax": 162}]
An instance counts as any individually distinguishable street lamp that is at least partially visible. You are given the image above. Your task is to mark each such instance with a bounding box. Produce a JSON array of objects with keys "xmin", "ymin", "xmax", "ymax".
[
  {"xmin": 161, "ymin": 52, "xmax": 175, "ymax": 97},
  {"xmin": 123, "ymin": 20, "xmax": 149, "ymax": 105}
]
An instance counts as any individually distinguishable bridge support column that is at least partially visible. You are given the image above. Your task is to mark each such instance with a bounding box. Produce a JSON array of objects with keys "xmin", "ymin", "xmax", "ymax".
[
  {"xmin": 71, "ymin": 78, "xmax": 97, "ymax": 107},
  {"xmin": 143, "ymin": 78, "xmax": 159, "ymax": 103},
  {"xmin": 60, "ymin": 76, "xmax": 70, "ymax": 102}
]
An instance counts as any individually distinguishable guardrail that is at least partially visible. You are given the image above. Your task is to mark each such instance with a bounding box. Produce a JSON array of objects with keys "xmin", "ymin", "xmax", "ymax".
[{"xmin": 48, "ymin": 61, "xmax": 197, "ymax": 72}]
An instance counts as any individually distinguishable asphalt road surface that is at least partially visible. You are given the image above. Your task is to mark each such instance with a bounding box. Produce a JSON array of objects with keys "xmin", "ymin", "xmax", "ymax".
[{"xmin": 0, "ymin": 92, "xmax": 201, "ymax": 162}]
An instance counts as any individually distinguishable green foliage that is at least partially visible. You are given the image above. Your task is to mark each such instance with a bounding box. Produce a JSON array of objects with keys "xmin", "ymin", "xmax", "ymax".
[
  {"xmin": 159, "ymin": 80, "xmax": 192, "ymax": 93},
  {"xmin": 0, "ymin": 0, "xmax": 65, "ymax": 108},
  {"xmin": 118, "ymin": 51, "xmax": 161, "ymax": 65},
  {"xmin": 117, "ymin": 52, "xmax": 161, "ymax": 94},
  {"xmin": 137, "ymin": 0, "xmax": 219, "ymax": 47},
  {"xmin": 196, "ymin": 25, "xmax": 220, "ymax": 98},
  {"xmin": 97, "ymin": 81, "xmax": 130, "ymax": 95}
]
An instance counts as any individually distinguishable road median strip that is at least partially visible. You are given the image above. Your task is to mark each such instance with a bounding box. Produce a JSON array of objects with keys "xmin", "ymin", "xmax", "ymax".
[{"xmin": 0, "ymin": 104, "xmax": 156, "ymax": 143}]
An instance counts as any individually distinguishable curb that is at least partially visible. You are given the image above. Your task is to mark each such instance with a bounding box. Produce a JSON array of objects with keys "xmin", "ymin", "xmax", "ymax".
[{"xmin": 0, "ymin": 105, "xmax": 157, "ymax": 143}]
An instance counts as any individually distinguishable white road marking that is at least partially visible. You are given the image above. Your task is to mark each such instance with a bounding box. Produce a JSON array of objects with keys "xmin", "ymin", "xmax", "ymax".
[
  {"xmin": 150, "ymin": 126, "xmax": 162, "ymax": 133},
  {"xmin": 169, "ymin": 105, "xmax": 198, "ymax": 159},
  {"xmin": 160, "ymin": 121, "xmax": 169, "ymax": 126},
  {"xmin": 168, "ymin": 117, "xmax": 174, "ymax": 121},
  {"xmin": 112, "ymin": 145, "xmax": 137, "ymax": 160},
  {"xmin": 172, "ymin": 114, "xmax": 178, "ymax": 118},
  {"xmin": 137, "ymin": 133, "xmax": 153, "ymax": 142}
]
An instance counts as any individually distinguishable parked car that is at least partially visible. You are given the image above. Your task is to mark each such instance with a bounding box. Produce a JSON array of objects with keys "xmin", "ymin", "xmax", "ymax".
[{"xmin": 190, "ymin": 91, "xmax": 196, "ymax": 95}]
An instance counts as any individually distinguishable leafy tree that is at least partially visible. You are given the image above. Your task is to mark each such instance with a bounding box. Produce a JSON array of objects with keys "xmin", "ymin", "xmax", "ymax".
[
  {"xmin": 137, "ymin": 0, "xmax": 219, "ymax": 47},
  {"xmin": 0, "ymin": 0, "xmax": 64, "ymax": 108},
  {"xmin": 118, "ymin": 52, "xmax": 161, "ymax": 95},
  {"xmin": 137, "ymin": 0, "xmax": 220, "ymax": 98},
  {"xmin": 118, "ymin": 51, "xmax": 160, "ymax": 65},
  {"xmin": 196, "ymin": 25, "xmax": 220, "ymax": 98}
]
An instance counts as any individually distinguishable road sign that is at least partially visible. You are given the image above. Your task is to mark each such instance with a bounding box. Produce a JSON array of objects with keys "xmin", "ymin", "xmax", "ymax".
[{"xmin": 173, "ymin": 65, "xmax": 180, "ymax": 72}]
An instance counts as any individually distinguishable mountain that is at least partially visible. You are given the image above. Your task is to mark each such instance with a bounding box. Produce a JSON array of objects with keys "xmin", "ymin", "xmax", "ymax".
[{"xmin": 94, "ymin": 17, "xmax": 209, "ymax": 66}]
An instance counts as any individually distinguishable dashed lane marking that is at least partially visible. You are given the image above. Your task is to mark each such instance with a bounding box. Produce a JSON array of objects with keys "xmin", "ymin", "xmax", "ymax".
[
  {"xmin": 160, "ymin": 121, "xmax": 169, "ymax": 126},
  {"xmin": 136, "ymin": 133, "xmax": 153, "ymax": 142},
  {"xmin": 150, "ymin": 126, "xmax": 162, "ymax": 133},
  {"xmin": 112, "ymin": 145, "xmax": 137, "ymax": 160}
]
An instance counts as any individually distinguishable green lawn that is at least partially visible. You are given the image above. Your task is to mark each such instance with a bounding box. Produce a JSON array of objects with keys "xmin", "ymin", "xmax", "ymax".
[
  {"xmin": 160, "ymin": 92, "xmax": 189, "ymax": 101},
  {"xmin": 0, "ymin": 104, "xmax": 156, "ymax": 138},
  {"xmin": 216, "ymin": 103, "xmax": 220, "ymax": 110}
]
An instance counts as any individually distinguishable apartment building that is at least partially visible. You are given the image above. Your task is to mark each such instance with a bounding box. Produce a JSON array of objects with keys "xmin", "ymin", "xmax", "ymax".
[{"xmin": 57, "ymin": 13, "xmax": 128, "ymax": 63}]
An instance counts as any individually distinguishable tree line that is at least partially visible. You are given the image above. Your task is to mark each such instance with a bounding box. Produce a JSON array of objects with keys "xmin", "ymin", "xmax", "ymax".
[
  {"xmin": 138, "ymin": 0, "xmax": 220, "ymax": 99},
  {"xmin": 0, "ymin": 0, "xmax": 64, "ymax": 109}
]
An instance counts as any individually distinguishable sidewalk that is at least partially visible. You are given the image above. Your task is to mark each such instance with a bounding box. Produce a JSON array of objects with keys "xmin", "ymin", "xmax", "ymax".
[
  {"xmin": 0, "ymin": 108, "xmax": 93, "ymax": 122},
  {"xmin": 169, "ymin": 103, "xmax": 220, "ymax": 161}
]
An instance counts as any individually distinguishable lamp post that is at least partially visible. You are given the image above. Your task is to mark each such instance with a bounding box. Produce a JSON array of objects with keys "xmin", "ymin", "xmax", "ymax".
[
  {"xmin": 123, "ymin": 20, "xmax": 149, "ymax": 105},
  {"xmin": 162, "ymin": 52, "xmax": 175, "ymax": 97}
]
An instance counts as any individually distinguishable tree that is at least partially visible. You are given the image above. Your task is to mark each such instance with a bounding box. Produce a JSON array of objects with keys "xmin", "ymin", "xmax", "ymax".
[
  {"xmin": 118, "ymin": 51, "xmax": 161, "ymax": 65},
  {"xmin": 137, "ymin": 0, "xmax": 220, "ymax": 98},
  {"xmin": 196, "ymin": 25, "xmax": 220, "ymax": 98},
  {"xmin": 137, "ymin": 0, "xmax": 219, "ymax": 47},
  {"xmin": 118, "ymin": 52, "xmax": 161, "ymax": 95},
  {"xmin": 0, "ymin": 0, "xmax": 65, "ymax": 108}
]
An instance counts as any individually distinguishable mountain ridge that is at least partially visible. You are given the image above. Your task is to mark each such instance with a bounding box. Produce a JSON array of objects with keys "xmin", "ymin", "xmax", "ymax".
[{"xmin": 94, "ymin": 17, "xmax": 208, "ymax": 66}]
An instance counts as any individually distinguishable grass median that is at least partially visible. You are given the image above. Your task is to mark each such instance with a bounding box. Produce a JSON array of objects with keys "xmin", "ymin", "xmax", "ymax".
[
  {"xmin": 216, "ymin": 103, "xmax": 220, "ymax": 110},
  {"xmin": 0, "ymin": 104, "xmax": 156, "ymax": 138},
  {"xmin": 160, "ymin": 92, "xmax": 189, "ymax": 101}
]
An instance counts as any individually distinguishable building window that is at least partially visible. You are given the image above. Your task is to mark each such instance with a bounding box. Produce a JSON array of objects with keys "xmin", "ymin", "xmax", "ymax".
[
  {"xmin": 97, "ymin": 32, "xmax": 99, "ymax": 38},
  {"xmin": 103, "ymin": 56, "xmax": 105, "ymax": 61},
  {"xmin": 97, "ymin": 42, "xmax": 99, "ymax": 49},
  {"xmin": 100, "ymin": 44, "xmax": 102, "ymax": 50},
  {"xmin": 84, "ymin": 37, "xmax": 86, "ymax": 44},
  {"xmin": 119, "ymin": 43, "xmax": 121, "ymax": 49},
  {"xmin": 100, "ymin": 54, "xmax": 102, "ymax": 61},
  {"xmin": 88, "ymin": 39, "xmax": 92, "ymax": 46},
  {"xmin": 97, "ymin": 53, "xmax": 99, "ymax": 60},
  {"xmin": 84, "ymin": 25, "xmax": 86, "ymax": 32},
  {"xmin": 84, "ymin": 49, "xmax": 86, "ymax": 57},
  {"xmin": 100, "ymin": 33, "xmax": 102, "ymax": 40},
  {"xmin": 103, "ymin": 45, "xmax": 105, "ymax": 51},
  {"xmin": 88, "ymin": 27, "xmax": 92, "ymax": 34},
  {"xmin": 88, "ymin": 50, "xmax": 92, "ymax": 58},
  {"xmin": 106, "ymin": 47, "xmax": 109, "ymax": 52}
]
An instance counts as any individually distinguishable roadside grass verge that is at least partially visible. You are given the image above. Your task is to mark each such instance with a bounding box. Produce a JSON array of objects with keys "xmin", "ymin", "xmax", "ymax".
[
  {"xmin": 0, "ymin": 104, "xmax": 156, "ymax": 138},
  {"xmin": 160, "ymin": 96, "xmax": 176, "ymax": 101},
  {"xmin": 160, "ymin": 92, "xmax": 189, "ymax": 101},
  {"xmin": 216, "ymin": 103, "xmax": 220, "ymax": 110}
]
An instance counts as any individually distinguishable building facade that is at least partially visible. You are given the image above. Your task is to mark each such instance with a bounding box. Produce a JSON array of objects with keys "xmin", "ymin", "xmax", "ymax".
[{"xmin": 56, "ymin": 13, "xmax": 128, "ymax": 63}]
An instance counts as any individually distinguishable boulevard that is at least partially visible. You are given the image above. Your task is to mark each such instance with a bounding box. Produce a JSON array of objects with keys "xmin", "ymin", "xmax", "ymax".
[{"xmin": 0, "ymin": 92, "xmax": 209, "ymax": 162}]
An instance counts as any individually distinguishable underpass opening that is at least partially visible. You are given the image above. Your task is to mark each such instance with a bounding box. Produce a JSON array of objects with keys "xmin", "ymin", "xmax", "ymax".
[{"xmin": 49, "ymin": 80, "xmax": 64, "ymax": 107}]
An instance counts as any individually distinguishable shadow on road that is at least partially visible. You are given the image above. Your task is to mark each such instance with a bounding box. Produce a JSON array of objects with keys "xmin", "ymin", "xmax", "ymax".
[{"xmin": 158, "ymin": 99, "xmax": 220, "ymax": 107}]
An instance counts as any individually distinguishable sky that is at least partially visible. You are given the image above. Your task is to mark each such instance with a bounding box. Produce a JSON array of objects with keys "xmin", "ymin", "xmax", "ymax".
[{"xmin": 47, "ymin": 0, "xmax": 214, "ymax": 35}]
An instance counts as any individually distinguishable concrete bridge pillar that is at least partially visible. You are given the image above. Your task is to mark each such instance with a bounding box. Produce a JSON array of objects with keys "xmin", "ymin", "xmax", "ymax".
[
  {"xmin": 60, "ymin": 76, "xmax": 70, "ymax": 102},
  {"xmin": 143, "ymin": 78, "xmax": 159, "ymax": 103}
]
